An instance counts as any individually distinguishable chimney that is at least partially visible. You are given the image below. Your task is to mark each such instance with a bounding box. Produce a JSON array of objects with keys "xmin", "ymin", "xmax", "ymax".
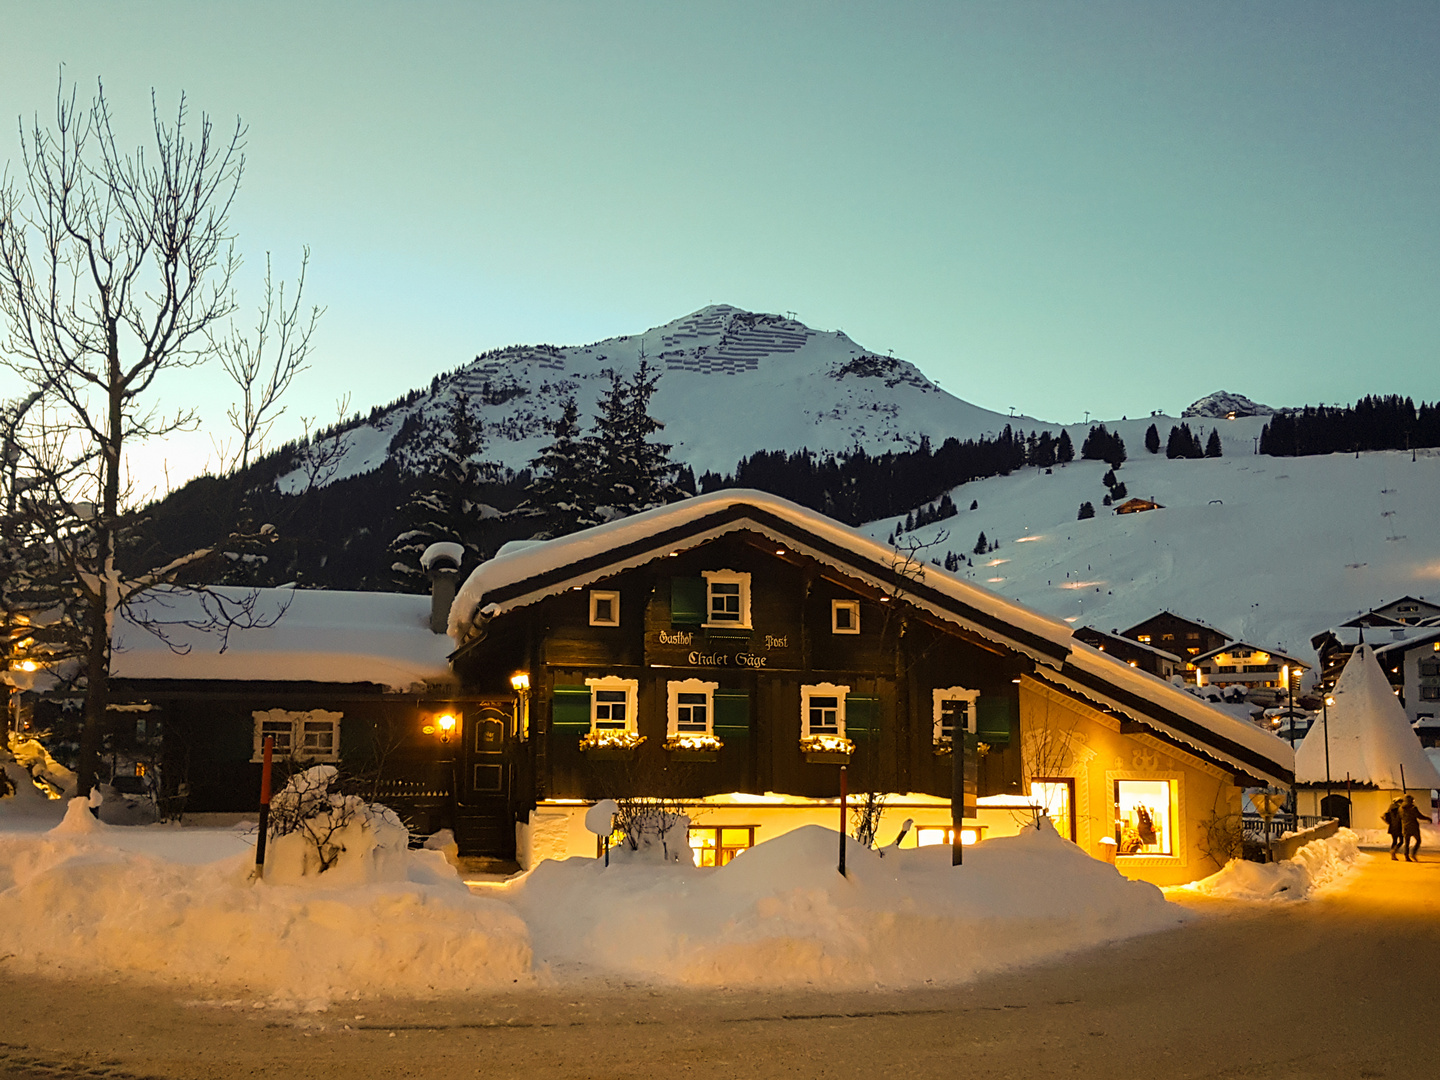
[{"xmin": 421, "ymin": 542, "xmax": 465, "ymax": 635}]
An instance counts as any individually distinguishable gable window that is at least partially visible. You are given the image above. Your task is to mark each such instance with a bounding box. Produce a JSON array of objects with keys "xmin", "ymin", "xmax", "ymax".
[
  {"xmin": 831, "ymin": 599, "xmax": 861, "ymax": 635},
  {"xmin": 801, "ymin": 683, "xmax": 849, "ymax": 738},
  {"xmin": 251, "ymin": 709, "xmax": 342, "ymax": 763},
  {"xmin": 932, "ymin": 686, "xmax": 980, "ymax": 744},
  {"xmin": 589, "ymin": 590, "xmax": 620, "ymax": 627},
  {"xmin": 585, "ymin": 676, "xmax": 638, "ymax": 733},
  {"xmin": 702, "ymin": 570, "xmax": 751, "ymax": 628},
  {"xmin": 667, "ymin": 679, "xmax": 718, "ymax": 736}
]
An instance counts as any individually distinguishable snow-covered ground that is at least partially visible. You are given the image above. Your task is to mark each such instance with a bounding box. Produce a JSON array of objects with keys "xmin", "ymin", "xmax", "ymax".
[
  {"xmin": 0, "ymin": 804, "xmax": 1185, "ymax": 1002},
  {"xmin": 866, "ymin": 441, "xmax": 1440, "ymax": 662}
]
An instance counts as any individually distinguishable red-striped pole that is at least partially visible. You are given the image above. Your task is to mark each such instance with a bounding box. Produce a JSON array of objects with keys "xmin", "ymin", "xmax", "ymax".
[
  {"xmin": 838, "ymin": 764, "xmax": 848, "ymax": 877},
  {"xmin": 254, "ymin": 736, "xmax": 274, "ymax": 880}
]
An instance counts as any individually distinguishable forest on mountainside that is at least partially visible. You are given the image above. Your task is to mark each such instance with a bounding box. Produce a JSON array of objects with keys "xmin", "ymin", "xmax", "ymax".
[{"xmin": 1259, "ymin": 395, "xmax": 1440, "ymax": 456}]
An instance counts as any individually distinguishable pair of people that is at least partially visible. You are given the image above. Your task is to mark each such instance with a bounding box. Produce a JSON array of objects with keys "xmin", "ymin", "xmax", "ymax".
[{"xmin": 1384, "ymin": 794, "xmax": 1430, "ymax": 861}]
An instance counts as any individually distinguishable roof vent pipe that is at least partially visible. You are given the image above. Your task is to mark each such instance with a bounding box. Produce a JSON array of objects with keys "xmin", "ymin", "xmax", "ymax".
[{"xmin": 421, "ymin": 541, "xmax": 465, "ymax": 635}]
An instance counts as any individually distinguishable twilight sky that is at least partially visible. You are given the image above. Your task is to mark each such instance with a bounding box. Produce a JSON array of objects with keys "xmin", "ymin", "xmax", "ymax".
[{"xmin": 2, "ymin": 1, "xmax": 1437, "ymax": 483}]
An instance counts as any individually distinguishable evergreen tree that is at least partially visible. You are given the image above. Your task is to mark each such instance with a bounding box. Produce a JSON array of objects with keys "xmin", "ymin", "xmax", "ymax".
[
  {"xmin": 389, "ymin": 393, "xmax": 496, "ymax": 591},
  {"xmin": 1078, "ymin": 501, "xmax": 1095, "ymax": 519},
  {"xmin": 1144, "ymin": 423, "xmax": 1161, "ymax": 454},
  {"xmin": 1205, "ymin": 428, "xmax": 1223, "ymax": 458},
  {"xmin": 589, "ymin": 356, "xmax": 680, "ymax": 520},
  {"xmin": 973, "ymin": 531, "xmax": 988, "ymax": 556},
  {"xmin": 1111, "ymin": 481, "xmax": 1127, "ymax": 500},
  {"xmin": 970, "ymin": 499, "xmax": 979, "ymax": 510},
  {"xmin": 1055, "ymin": 430, "xmax": 1074, "ymax": 463},
  {"xmin": 525, "ymin": 396, "xmax": 594, "ymax": 535},
  {"xmin": 1166, "ymin": 423, "xmax": 1203, "ymax": 459},
  {"xmin": 1080, "ymin": 425, "xmax": 1126, "ymax": 467}
]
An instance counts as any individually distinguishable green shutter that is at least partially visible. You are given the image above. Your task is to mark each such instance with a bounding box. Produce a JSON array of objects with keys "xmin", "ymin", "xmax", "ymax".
[
  {"xmin": 975, "ymin": 696, "xmax": 1014, "ymax": 746},
  {"xmin": 551, "ymin": 686, "xmax": 592, "ymax": 734},
  {"xmin": 671, "ymin": 577, "xmax": 706, "ymax": 626},
  {"xmin": 844, "ymin": 695, "xmax": 881, "ymax": 740},
  {"xmin": 713, "ymin": 690, "xmax": 750, "ymax": 740}
]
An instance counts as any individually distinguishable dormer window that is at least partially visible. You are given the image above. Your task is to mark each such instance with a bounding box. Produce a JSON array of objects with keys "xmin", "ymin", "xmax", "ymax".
[
  {"xmin": 589, "ymin": 590, "xmax": 620, "ymax": 627},
  {"xmin": 702, "ymin": 570, "xmax": 751, "ymax": 629},
  {"xmin": 832, "ymin": 599, "xmax": 861, "ymax": 635}
]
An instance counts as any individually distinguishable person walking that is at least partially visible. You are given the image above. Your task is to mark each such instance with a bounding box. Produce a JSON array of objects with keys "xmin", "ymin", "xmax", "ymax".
[
  {"xmin": 1399, "ymin": 794, "xmax": 1430, "ymax": 862},
  {"xmin": 1383, "ymin": 799, "xmax": 1403, "ymax": 860}
]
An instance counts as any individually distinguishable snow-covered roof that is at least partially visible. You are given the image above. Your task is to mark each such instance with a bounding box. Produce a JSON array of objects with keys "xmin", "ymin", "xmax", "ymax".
[
  {"xmin": 1074, "ymin": 626, "xmax": 1182, "ymax": 663},
  {"xmin": 1192, "ymin": 640, "xmax": 1310, "ymax": 668},
  {"xmin": 1051, "ymin": 644, "xmax": 1292, "ymax": 787},
  {"xmin": 112, "ymin": 586, "xmax": 455, "ymax": 692},
  {"xmin": 450, "ymin": 490, "xmax": 1077, "ymax": 666},
  {"xmin": 1373, "ymin": 625, "xmax": 1440, "ymax": 657},
  {"xmin": 1294, "ymin": 645, "xmax": 1440, "ymax": 789},
  {"xmin": 451, "ymin": 490, "xmax": 1294, "ymax": 786}
]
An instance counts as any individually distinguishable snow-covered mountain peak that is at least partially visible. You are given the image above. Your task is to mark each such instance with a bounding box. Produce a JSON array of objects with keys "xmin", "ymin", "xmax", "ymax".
[
  {"xmin": 285, "ymin": 306, "xmax": 1045, "ymax": 489},
  {"xmin": 1182, "ymin": 391, "xmax": 1276, "ymax": 419}
]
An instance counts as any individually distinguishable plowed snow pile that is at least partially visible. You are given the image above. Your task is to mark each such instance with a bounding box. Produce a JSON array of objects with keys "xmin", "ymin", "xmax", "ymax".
[
  {"xmin": 1172, "ymin": 828, "xmax": 1361, "ymax": 902},
  {"xmin": 502, "ymin": 821, "xmax": 1187, "ymax": 988},
  {"xmin": 0, "ymin": 811, "xmax": 1186, "ymax": 999}
]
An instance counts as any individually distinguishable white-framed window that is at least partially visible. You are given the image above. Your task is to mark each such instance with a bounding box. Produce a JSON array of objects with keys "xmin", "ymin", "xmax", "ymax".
[
  {"xmin": 932, "ymin": 686, "xmax": 980, "ymax": 743},
  {"xmin": 801, "ymin": 682, "xmax": 850, "ymax": 738},
  {"xmin": 585, "ymin": 676, "xmax": 638, "ymax": 733},
  {"xmin": 702, "ymin": 569, "xmax": 751, "ymax": 628},
  {"xmin": 251, "ymin": 708, "xmax": 342, "ymax": 763},
  {"xmin": 589, "ymin": 589, "xmax": 620, "ymax": 627},
  {"xmin": 667, "ymin": 678, "xmax": 718, "ymax": 736},
  {"xmin": 831, "ymin": 599, "xmax": 861, "ymax": 635}
]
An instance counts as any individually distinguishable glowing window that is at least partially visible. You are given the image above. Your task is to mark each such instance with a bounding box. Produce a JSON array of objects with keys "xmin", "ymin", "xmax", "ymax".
[
  {"xmin": 916, "ymin": 826, "xmax": 980, "ymax": 847},
  {"xmin": 688, "ymin": 825, "xmax": 756, "ymax": 866},
  {"xmin": 1030, "ymin": 779, "xmax": 1075, "ymax": 842},
  {"xmin": 1114, "ymin": 779, "xmax": 1174, "ymax": 856}
]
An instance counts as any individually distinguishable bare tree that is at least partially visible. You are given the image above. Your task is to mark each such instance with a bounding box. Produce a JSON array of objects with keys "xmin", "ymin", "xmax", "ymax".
[
  {"xmin": 214, "ymin": 249, "xmax": 323, "ymax": 473},
  {"xmin": 0, "ymin": 77, "xmax": 313, "ymax": 795}
]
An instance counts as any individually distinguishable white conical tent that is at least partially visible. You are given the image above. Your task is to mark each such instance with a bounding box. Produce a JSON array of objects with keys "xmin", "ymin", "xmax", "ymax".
[{"xmin": 1296, "ymin": 645, "xmax": 1440, "ymax": 788}]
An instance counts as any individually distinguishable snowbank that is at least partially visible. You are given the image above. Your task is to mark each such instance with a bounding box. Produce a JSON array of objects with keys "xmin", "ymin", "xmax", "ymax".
[
  {"xmin": 0, "ymin": 828, "xmax": 532, "ymax": 1002},
  {"xmin": 504, "ymin": 821, "xmax": 1186, "ymax": 989},
  {"xmin": 1175, "ymin": 828, "xmax": 1361, "ymax": 902},
  {"xmin": 0, "ymin": 814, "xmax": 1190, "ymax": 999}
]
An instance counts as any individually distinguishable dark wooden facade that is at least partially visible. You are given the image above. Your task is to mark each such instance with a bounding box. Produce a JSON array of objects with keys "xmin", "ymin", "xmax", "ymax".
[
  {"xmin": 451, "ymin": 529, "xmax": 1029, "ymax": 842},
  {"xmin": 1121, "ymin": 611, "xmax": 1232, "ymax": 661}
]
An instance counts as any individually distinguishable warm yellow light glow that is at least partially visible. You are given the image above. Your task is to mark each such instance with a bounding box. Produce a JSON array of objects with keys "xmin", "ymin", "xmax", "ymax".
[
  {"xmin": 1014, "ymin": 535, "xmax": 1042, "ymax": 543},
  {"xmin": 510, "ymin": 672, "xmax": 530, "ymax": 692},
  {"xmin": 437, "ymin": 713, "xmax": 457, "ymax": 734},
  {"xmin": 18, "ymin": 660, "xmax": 38, "ymax": 672},
  {"xmin": 1325, "ymin": 696, "xmax": 1335, "ymax": 706},
  {"xmin": 422, "ymin": 725, "xmax": 436, "ymax": 735}
]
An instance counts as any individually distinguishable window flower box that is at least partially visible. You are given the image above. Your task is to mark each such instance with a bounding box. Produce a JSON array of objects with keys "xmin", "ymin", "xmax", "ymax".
[
  {"xmin": 579, "ymin": 731, "xmax": 645, "ymax": 758},
  {"xmin": 664, "ymin": 733, "xmax": 723, "ymax": 761},
  {"xmin": 800, "ymin": 733, "xmax": 854, "ymax": 764}
]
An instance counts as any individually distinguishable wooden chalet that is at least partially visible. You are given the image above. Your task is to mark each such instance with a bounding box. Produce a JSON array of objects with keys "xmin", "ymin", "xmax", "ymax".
[
  {"xmin": 1121, "ymin": 611, "xmax": 1233, "ymax": 665},
  {"xmin": 1072, "ymin": 627, "xmax": 1182, "ymax": 680},
  {"xmin": 1190, "ymin": 640, "xmax": 1309, "ymax": 697},
  {"xmin": 447, "ymin": 491, "xmax": 1293, "ymax": 886},
  {"xmin": 1113, "ymin": 497, "xmax": 1163, "ymax": 515}
]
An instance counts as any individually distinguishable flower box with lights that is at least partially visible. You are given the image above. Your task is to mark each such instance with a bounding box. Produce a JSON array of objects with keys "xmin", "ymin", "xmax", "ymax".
[
  {"xmin": 800, "ymin": 734, "xmax": 854, "ymax": 764},
  {"xmin": 663, "ymin": 733, "xmax": 723, "ymax": 761},
  {"xmin": 578, "ymin": 731, "xmax": 646, "ymax": 758}
]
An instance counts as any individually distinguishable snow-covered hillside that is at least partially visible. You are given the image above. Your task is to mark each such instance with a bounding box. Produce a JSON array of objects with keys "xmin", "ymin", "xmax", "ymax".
[
  {"xmin": 863, "ymin": 429, "xmax": 1440, "ymax": 665},
  {"xmin": 280, "ymin": 305, "xmax": 1046, "ymax": 488}
]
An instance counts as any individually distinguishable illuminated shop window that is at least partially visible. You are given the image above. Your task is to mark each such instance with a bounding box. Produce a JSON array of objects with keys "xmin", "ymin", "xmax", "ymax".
[
  {"xmin": 1029, "ymin": 779, "xmax": 1075, "ymax": 842},
  {"xmin": 1114, "ymin": 779, "xmax": 1174, "ymax": 856},
  {"xmin": 916, "ymin": 826, "xmax": 981, "ymax": 847},
  {"xmin": 688, "ymin": 825, "xmax": 757, "ymax": 867}
]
